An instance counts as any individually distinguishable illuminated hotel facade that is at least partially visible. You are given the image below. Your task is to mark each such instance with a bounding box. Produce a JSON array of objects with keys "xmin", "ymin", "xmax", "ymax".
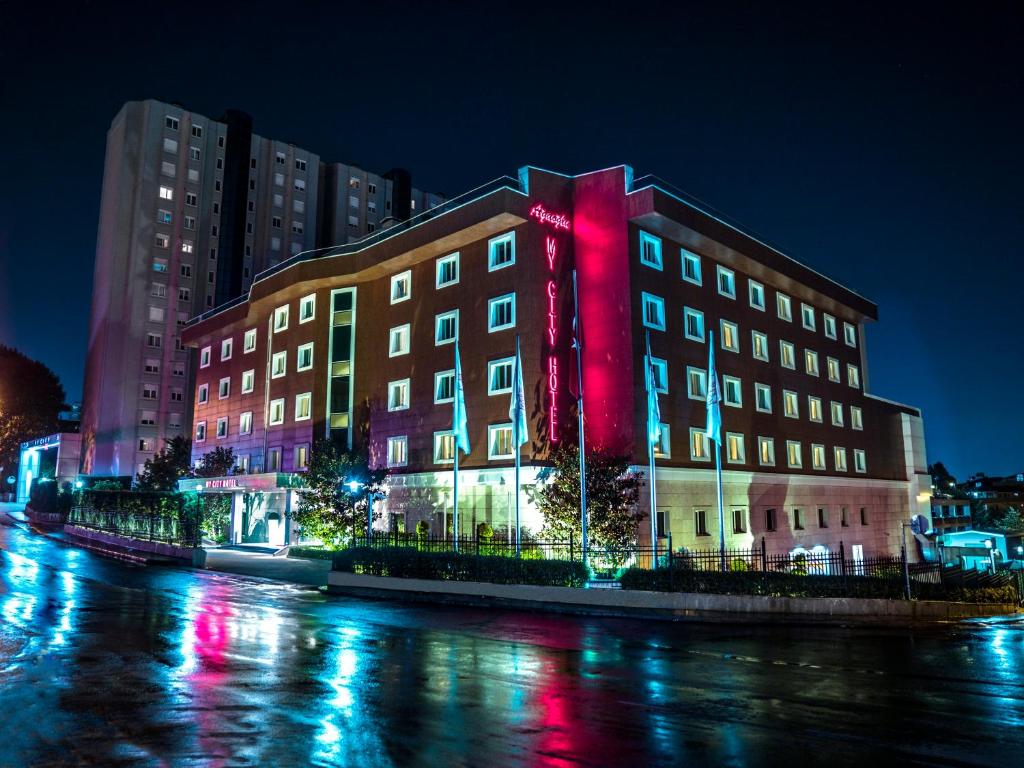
[{"xmin": 181, "ymin": 166, "xmax": 931, "ymax": 557}]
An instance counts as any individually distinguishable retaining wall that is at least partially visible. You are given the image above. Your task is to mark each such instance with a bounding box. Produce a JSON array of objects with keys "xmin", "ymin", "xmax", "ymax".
[{"xmin": 63, "ymin": 525, "xmax": 203, "ymax": 565}]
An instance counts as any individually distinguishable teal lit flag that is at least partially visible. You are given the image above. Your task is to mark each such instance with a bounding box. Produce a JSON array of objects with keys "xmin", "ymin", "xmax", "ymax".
[
  {"xmin": 453, "ymin": 341, "xmax": 471, "ymax": 455},
  {"xmin": 705, "ymin": 330, "xmax": 722, "ymax": 444},
  {"xmin": 645, "ymin": 333, "xmax": 662, "ymax": 445},
  {"xmin": 509, "ymin": 340, "xmax": 528, "ymax": 447}
]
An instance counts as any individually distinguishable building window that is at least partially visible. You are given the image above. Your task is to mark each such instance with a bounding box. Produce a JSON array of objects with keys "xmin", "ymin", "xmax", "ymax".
[
  {"xmin": 754, "ymin": 383, "xmax": 772, "ymax": 413},
  {"xmin": 267, "ymin": 447, "xmax": 282, "ymax": 472},
  {"xmin": 195, "ymin": 422, "xmax": 206, "ymax": 441},
  {"xmin": 639, "ymin": 231, "xmax": 662, "ymax": 270},
  {"xmin": 817, "ymin": 507, "xmax": 829, "ymax": 528},
  {"xmin": 192, "ymin": 125, "xmax": 203, "ymax": 138},
  {"xmin": 808, "ymin": 396, "xmax": 823, "ymax": 423},
  {"xmin": 751, "ymin": 330, "xmax": 769, "ymax": 362},
  {"xmin": 239, "ymin": 411, "xmax": 253, "ymax": 435},
  {"xmin": 765, "ymin": 508, "xmax": 778, "ymax": 532},
  {"xmin": 295, "ymin": 392, "xmax": 312, "ymax": 421},
  {"xmin": 684, "ymin": 307, "xmax": 705, "ymax": 342},
  {"xmin": 805, "ymin": 349, "xmax": 819, "ymax": 376},
  {"xmin": 681, "ymin": 249, "xmax": 701, "ymax": 285},
  {"xmin": 824, "ymin": 314, "xmax": 837, "ymax": 339},
  {"xmin": 783, "ymin": 390, "xmax": 799, "ymax": 419},
  {"xmin": 148, "ymin": 306, "xmax": 164, "ymax": 323},
  {"xmin": 163, "ymin": 137, "xmax": 178, "ymax": 154},
  {"xmin": 189, "ymin": 146, "xmax": 201, "ymax": 162},
  {"xmin": 854, "ymin": 449, "xmax": 867, "ymax": 473},
  {"xmin": 244, "ymin": 328, "xmax": 257, "ymax": 353},
  {"xmin": 436, "ymin": 252, "xmax": 459, "ymax": 288},
  {"xmin": 732, "ymin": 508, "xmax": 746, "ymax": 533},
  {"xmin": 153, "ymin": 258, "xmax": 168, "ymax": 273},
  {"xmin": 716, "ymin": 265, "xmax": 736, "ymax": 299},
  {"xmin": 695, "ymin": 510, "xmax": 709, "ymax": 536},
  {"xmin": 720, "ymin": 320, "xmax": 739, "ymax": 352},
  {"xmin": 777, "ymin": 293, "xmax": 792, "ymax": 322},
  {"xmin": 435, "ymin": 310, "xmax": 458, "ymax": 345},
  {"xmin": 152, "ymin": 282, "xmax": 168, "ymax": 298},
  {"xmin": 391, "ymin": 271, "xmax": 412, "ymax": 304},
  {"xmin": 860, "ymin": 507, "xmax": 869, "ymax": 525},
  {"xmin": 690, "ymin": 428, "xmax": 711, "ymax": 461},
  {"xmin": 159, "ymin": 185, "xmax": 173, "ymax": 201},
  {"xmin": 844, "ymin": 322, "xmax": 857, "ymax": 347},
  {"xmin": 840, "ymin": 506, "xmax": 850, "ymax": 527},
  {"xmin": 642, "ymin": 293, "xmax": 666, "ymax": 331},
  {"xmin": 811, "ymin": 443, "xmax": 826, "ymax": 470},
  {"xmin": 834, "ymin": 447, "xmax": 848, "ymax": 472},
  {"xmin": 851, "ymin": 406, "xmax": 863, "ymax": 430},
  {"xmin": 488, "ymin": 293, "xmax": 516, "ymax": 332},
  {"xmin": 161, "ymin": 161, "xmax": 176, "ymax": 178},
  {"xmin": 144, "ymin": 358, "xmax": 160, "ymax": 374},
  {"xmin": 295, "ymin": 158, "xmax": 307, "ymax": 172},
  {"xmin": 780, "ymin": 340, "xmax": 795, "ymax": 369},
  {"xmin": 142, "ymin": 384, "xmax": 158, "ymax": 400},
  {"xmin": 847, "ymin": 364, "xmax": 860, "ymax": 389},
  {"xmin": 199, "ymin": 346, "xmax": 211, "ymax": 367},
  {"xmin": 297, "ymin": 343, "xmax": 313, "ymax": 371},
  {"xmin": 218, "ymin": 377, "xmax": 230, "ymax": 399},
  {"xmin": 299, "ymin": 294, "xmax": 316, "ymax": 323},
  {"xmin": 433, "ymin": 431, "xmax": 456, "ymax": 464},
  {"xmin": 748, "ymin": 280, "xmax": 765, "ymax": 310},
  {"xmin": 793, "ymin": 508, "xmax": 805, "ymax": 530},
  {"xmin": 687, "ymin": 366, "xmax": 707, "ymax": 400},
  {"xmin": 271, "ymin": 351, "xmax": 287, "ymax": 378},
  {"xmin": 786, "ymin": 441, "xmax": 802, "ymax": 469},
  {"xmin": 178, "ymin": 287, "xmax": 190, "ymax": 302},
  {"xmin": 294, "ymin": 444, "xmax": 310, "ymax": 470},
  {"xmin": 274, "ymin": 305, "xmax": 289, "ymax": 332},
  {"xmin": 157, "ymin": 209, "xmax": 172, "ymax": 224},
  {"xmin": 241, "ymin": 369, "xmax": 255, "ymax": 394},
  {"xmin": 831, "ymin": 401, "xmax": 844, "ymax": 427},
  {"xmin": 488, "ymin": 424, "xmax": 515, "ymax": 460},
  {"xmin": 389, "ymin": 324, "xmax": 410, "ymax": 356},
  {"xmin": 387, "ymin": 436, "xmax": 408, "ymax": 468},
  {"xmin": 198, "ymin": 383, "xmax": 209, "ymax": 404},
  {"xmin": 650, "ymin": 357, "xmax": 668, "ymax": 393},
  {"xmin": 827, "ymin": 357, "xmax": 840, "ymax": 382},
  {"xmin": 387, "ymin": 379, "xmax": 410, "ymax": 411},
  {"xmin": 216, "ymin": 417, "xmax": 228, "ymax": 439},
  {"xmin": 722, "ymin": 376, "xmax": 742, "ymax": 407},
  {"xmin": 801, "ymin": 303, "xmax": 816, "ymax": 331},
  {"xmin": 488, "ymin": 358, "xmax": 514, "ymax": 395},
  {"xmin": 155, "ymin": 233, "xmax": 170, "ymax": 249},
  {"xmin": 758, "ymin": 436, "xmax": 775, "ymax": 466},
  {"xmin": 165, "ymin": 115, "xmax": 179, "ymax": 130},
  {"xmin": 268, "ymin": 398, "xmax": 285, "ymax": 426},
  {"xmin": 726, "ymin": 433, "xmax": 745, "ymax": 464},
  {"xmin": 180, "ymin": 264, "xmax": 192, "ymax": 279},
  {"xmin": 423, "ymin": 370, "xmax": 453, "ymax": 407},
  {"xmin": 488, "ymin": 232, "xmax": 515, "ymax": 271},
  {"xmin": 221, "ymin": 338, "xmax": 232, "ymax": 361},
  {"xmin": 294, "ymin": 179, "xmax": 306, "ymax": 193},
  {"xmin": 172, "ymin": 362, "xmax": 185, "ymax": 377},
  {"xmin": 653, "ymin": 424, "xmax": 671, "ymax": 459}
]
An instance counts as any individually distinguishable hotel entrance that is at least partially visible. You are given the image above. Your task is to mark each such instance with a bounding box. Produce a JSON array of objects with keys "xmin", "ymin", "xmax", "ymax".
[{"xmin": 178, "ymin": 473, "xmax": 304, "ymax": 548}]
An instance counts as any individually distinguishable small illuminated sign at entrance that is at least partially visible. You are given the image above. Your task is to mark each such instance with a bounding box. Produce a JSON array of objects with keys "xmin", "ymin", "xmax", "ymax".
[{"xmin": 529, "ymin": 203, "xmax": 571, "ymax": 231}]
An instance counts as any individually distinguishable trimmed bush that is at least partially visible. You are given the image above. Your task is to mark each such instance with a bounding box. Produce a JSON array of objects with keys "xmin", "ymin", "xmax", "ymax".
[
  {"xmin": 288, "ymin": 545, "xmax": 337, "ymax": 561},
  {"xmin": 333, "ymin": 546, "xmax": 587, "ymax": 588}
]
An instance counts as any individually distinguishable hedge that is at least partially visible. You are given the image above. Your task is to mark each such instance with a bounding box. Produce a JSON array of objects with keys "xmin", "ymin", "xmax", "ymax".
[
  {"xmin": 620, "ymin": 566, "xmax": 1018, "ymax": 604},
  {"xmin": 288, "ymin": 545, "xmax": 337, "ymax": 561},
  {"xmin": 332, "ymin": 546, "xmax": 588, "ymax": 588}
]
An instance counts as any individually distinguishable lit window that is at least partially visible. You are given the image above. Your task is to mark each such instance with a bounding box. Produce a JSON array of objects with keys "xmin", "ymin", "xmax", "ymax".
[
  {"xmin": 293, "ymin": 392, "xmax": 312, "ymax": 421},
  {"xmin": 488, "ymin": 232, "xmax": 515, "ymax": 271},
  {"xmin": 152, "ymin": 259, "xmax": 168, "ymax": 273},
  {"xmin": 755, "ymin": 383, "xmax": 772, "ymax": 413},
  {"xmin": 758, "ymin": 437, "xmax": 775, "ymax": 466},
  {"xmin": 435, "ymin": 310, "xmax": 458, "ymax": 345},
  {"xmin": 716, "ymin": 265, "xmax": 736, "ymax": 299},
  {"xmin": 638, "ymin": 231, "xmax": 663, "ymax": 269},
  {"xmin": 642, "ymin": 292, "xmax": 665, "ymax": 331},
  {"xmin": 801, "ymin": 303, "xmax": 816, "ymax": 331},
  {"xmin": 695, "ymin": 510, "xmax": 709, "ymax": 536},
  {"xmin": 834, "ymin": 447, "xmax": 848, "ymax": 472},
  {"xmin": 824, "ymin": 314, "xmax": 837, "ymax": 339},
  {"xmin": 159, "ymin": 186, "xmax": 173, "ymax": 201},
  {"xmin": 195, "ymin": 422, "xmax": 206, "ymax": 441},
  {"xmin": 294, "ymin": 444, "xmax": 309, "ymax": 470},
  {"xmin": 653, "ymin": 424, "xmax": 671, "ymax": 458},
  {"xmin": 299, "ymin": 294, "xmax": 315, "ymax": 323},
  {"xmin": 488, "ymin": 424, "xmax": 515, "ymax": 460},
  {"xmin": 683, "ymin": 307, "xmax": 704, "ymax": 342},
  {"xmin": 831, "ymin": 401, "xmax": 844, "ymax": 427},
  {"xmin": 726, "ymin": 432, "xmax": 745, "ymax": 464},
  {"xmin": 391, "ymin": 271, "xmax": 411, "ymax": 304},
  {"xmin": 268, "ymin": 398, "xmax": 285, "ymax": 426},
  {"xmin": 197, "ymin": 384, "xmax": 209, "ymax": 404},
  {"xmin": 854, "ymin": 449, "xmax": 866, "ymax": 473},
  {"xmin": 783, "ymin": 390, "xmax": 799, "ymax": 419},
  {"xmin": 780, "ymin": 340, "xmax": 795, "ymax": 369},
  {"xmin": 650, "ymin": 357, "xmax": 669, "ymax": 394},
  {"xmin": 436, "ymin": 253, "xmax": 459, "ymax": 287},
  {"xmin": 241, "ymin": 369, "xmax": 254, "ymax": 394},
  {"xmin": 389, "ymin": 324, "xmax": 410, "ymax": 356},
  {"xmin": 844, "ymin": 322, "xmax": 857, "ymax": 347},
  {"xmin": 267, "ymin": 447, "xmax": 282, "ymax": 471},
  {"xmin": 387, "ymin": 379, "xmax": 410, "ymax": 411},
  {"xmin": 271, "ymin": 351, "xmax": 287, "ymax": 378},
  {"xmin": 811, "ymin": 444, "xmax": 826, "ymax": 470},
  {"xmin": 244, "ymin": 328, "xmax": 257, "ymax": 353},
  {"xmin": 786, "ymin": 441, "xmax": 802, "ymax": 469},
  {"xmin": 216, "ymin": 417, "xmax": 228, "ymax": 439},
  {"xmin": 488, "ymin": 293, "xmax": 516, "ymax": 332},
  {"xmin": 221, "ymin": 338, "xmax": 232, "ymax": 361},
  {"xmin": 200, "ymin": 346, "xmax": 211, "ymax": 368},
  {"xmin": 851, "ymin": 406, "xmax": 863, "ymax": 431},
  {"xmin": 808, "ymin": 396, "xmax": 823, "ymax": 423},
  {"xmin": 297, "ymin": 343, "xmax": 314, "ymax": 371},
  {"xmin": 681, "ymin": 250, "xmax": 702, "ymax": 285},
  {"xmin": 158, "ymin": 209, "xmax": 172, "ymax": 224},
  {"xmin": 722, "ymin": 376, "xmax": 742, "ymax": 407},
  {"xmin": 847, "ymin": 364, "xmax": 860, "ymax": 389},
  {"xmin": 805, "ymin": 349, "xmax": 819, "ymax": 376},
  {"xmin": 155, "ymin": 233, "xmax": 170, "ymax": 249},
  {"xmin": 827, "ymin": 357, "xmax": 840, "ymax": 382},
  {"xmin": 273, "ymin": 305, "xmax": 289, "ymax": 332},
  {"xmin": 488, "ymin": 358, "xmax": 514, "ymax": 395},
  {"xmin": 751, "ymin": 331, "xmax": 769, "ymax": 361},
  {"xmin": 148, "ymin": 306, "xmax": 164, "ymax": 323},
  {"xmin": 687, "ymin": 366, "xmax": 707, "ymax": 400},
  {"xmin": 434, "ymin": 370, "xmax": 455, "ymax": 403},
  {"xmin": 387, "ymin": 436, "xmax": 408, "ymax": 468},
  {"xmin": 240, "ymin": 412, "xmax": 253, "ymax": 435},
  {"xmin": 720, "ymin": 320, "xmax": 739, "ymax": 352},
  {"xmin": 218, "ymin": 377, "xmax": 230, "ymax": 399},
  {"xmin": 690, "ymin": 428, "xmax": 711, "ymax": 461},
  {"xmin": 748, "ymin": 280, "xmax": 765, "ymax": 310},
  {"xmin": 433, "ymin": 431, "xmax": 456, "ymax": 464},
  {"xmin": 777, "ymin": 293, "xmax": 792, "ymax": 322}
]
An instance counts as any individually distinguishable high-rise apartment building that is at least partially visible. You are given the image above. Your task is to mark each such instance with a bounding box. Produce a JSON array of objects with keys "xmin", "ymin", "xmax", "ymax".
[{"xmin": 81, "ymin": 99, "xmax": 441, "ymax": 477}]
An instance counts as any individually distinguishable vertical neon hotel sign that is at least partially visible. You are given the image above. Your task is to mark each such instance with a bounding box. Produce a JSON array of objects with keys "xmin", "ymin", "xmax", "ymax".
[{"xmin": 529, "ymin": 203, "xmax": 571, "ymax": 443}]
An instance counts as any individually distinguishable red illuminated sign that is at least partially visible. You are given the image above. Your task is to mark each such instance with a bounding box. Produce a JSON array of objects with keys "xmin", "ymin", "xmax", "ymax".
[
  {"xmin": 546, "ymin": 235, "xmax": 560, "ymax": 442},
  {"xmin": 529, "ymin": 203, "xmax": 572, "ymax": 231}
]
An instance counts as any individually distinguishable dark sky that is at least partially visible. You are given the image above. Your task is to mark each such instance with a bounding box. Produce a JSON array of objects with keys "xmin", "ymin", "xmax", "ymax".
[{"xmin": 1, "ymin": 2, "xmax": 1021, "ymax": 478}]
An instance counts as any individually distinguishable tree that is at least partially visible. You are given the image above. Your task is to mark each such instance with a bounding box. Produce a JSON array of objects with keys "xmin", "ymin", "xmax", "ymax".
[
  {"xmin": 136, "ymin": 436, "xmax": 193, "ymax": 491},
  {"xmin": 929, "ymin": 461, "xmax": 958, "ymax": 496},
  {"xmin": 294, "ymin": 440, "xmax": 387, "ymax": 544},
  {"xmin": 0, "ymin": 345, "xmax": 67, "ymax": 478},
  {"xmin": 536, "ymin": 444, "xmax": 644, "ymax": 551},
  {"xmin": 195, "ymin": 446, "xmax": 236, "ymax": 478}
]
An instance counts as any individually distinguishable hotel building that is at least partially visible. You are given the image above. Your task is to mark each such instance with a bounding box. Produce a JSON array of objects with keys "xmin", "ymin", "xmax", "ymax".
[{"xmin": 180, "ymin": 165, "xmax": 931, "ymax": 557}]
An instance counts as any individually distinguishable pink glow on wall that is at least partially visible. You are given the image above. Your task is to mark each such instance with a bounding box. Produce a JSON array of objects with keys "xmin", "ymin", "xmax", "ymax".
[{"xmin": 545, "ymin": 235, "xmax": 560, "ymax": 442}]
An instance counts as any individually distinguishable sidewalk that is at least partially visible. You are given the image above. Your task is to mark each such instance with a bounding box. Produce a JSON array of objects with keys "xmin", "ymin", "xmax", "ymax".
[{"xmin": 203, "ymin": 547, "xmax": 331, "ymax": 587}]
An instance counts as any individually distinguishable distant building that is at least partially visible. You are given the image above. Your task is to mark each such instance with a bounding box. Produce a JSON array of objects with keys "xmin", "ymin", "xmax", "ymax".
[
  {"xmin": 81, "ymin": 99, "xmax": 442, "ymax": 479},
  {"xmin": 961, "ymin": 472, "xmax": 1024, "ymax": 518},
  {"xmin": 17, "ymin": 433, "xmax": 82, "ymax": 502},
  {"xmin": 930, "ymin": 497, "xmax": 973, "ymax": 533}
]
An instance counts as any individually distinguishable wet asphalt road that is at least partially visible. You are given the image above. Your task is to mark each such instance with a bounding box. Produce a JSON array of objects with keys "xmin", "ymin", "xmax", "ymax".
[{"xmin": 1, "ymin": 512, "xmax": 1022, "ymax": 768}]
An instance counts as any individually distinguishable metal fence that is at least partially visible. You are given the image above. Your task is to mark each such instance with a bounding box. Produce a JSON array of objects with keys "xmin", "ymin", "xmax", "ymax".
[
  {"xmin": 68, "ymin": 490, "xmax": 205, "ymax": 548},
  {"xmin": 350, "ymin": 532, "xmax": 576, "ymax": 561}
]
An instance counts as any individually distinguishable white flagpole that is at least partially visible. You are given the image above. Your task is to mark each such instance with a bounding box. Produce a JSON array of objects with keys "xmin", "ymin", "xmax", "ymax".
[
  {"xmin": 716, "ymin": 436, "xmax": 725, "ymax": 571},
  {"xmin": 514, "ymin": 335, "xmax": 522, "ymax": 557},
  {"xmin": 453, "ymin": 442, "xmax": 460, "ymax": 552}
]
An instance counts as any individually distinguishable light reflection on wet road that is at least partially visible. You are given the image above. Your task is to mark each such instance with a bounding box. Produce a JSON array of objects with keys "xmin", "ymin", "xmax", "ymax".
[{"xmin": 1, "ymin": 514, "xmax": 1022, "ymax": 767}]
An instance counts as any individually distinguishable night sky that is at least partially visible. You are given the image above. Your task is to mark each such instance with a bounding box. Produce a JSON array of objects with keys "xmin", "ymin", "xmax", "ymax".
[{"xmin": 1, "ymin": 2, "xmax": 1020, "ymax": 478}]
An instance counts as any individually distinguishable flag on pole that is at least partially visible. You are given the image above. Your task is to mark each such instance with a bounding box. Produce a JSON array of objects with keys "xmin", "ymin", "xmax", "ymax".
[
  {"xmin": 705, "ymin": 330, "xmax": 722, "ymax": 444},
  {"xmin": 644, "ymin": 333, "xmax": 662, "ymax": 445},
  {"xmin": 509, "ymin": 338, "xmax": 528, "ymax": 447},
  {"xmin": 453, "ymin": 340, "xmax": 471, "ymax": 455}
]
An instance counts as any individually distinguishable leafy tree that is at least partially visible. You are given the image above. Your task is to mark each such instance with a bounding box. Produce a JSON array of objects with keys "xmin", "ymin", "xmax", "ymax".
[
  {"xmin": 294, "ymin": 440, "xmax": 387, "ymax": 544},
  {"xmin": 135, "ymin": 436, "xmax": 193, "ymax": 491},
  {"xmin": 929, "ymin": 461, "xmax": 958, "ymax": 496},
  {"xmin": 0, "ymin": 345, "xmax": 67, "ymax": 478},
  {"xmin": 537, "ymin": 444, "xmax": 644, "ymax": 551},
  {"xmin": 194, "ymin": 446, "xmax": 236, "ymax": 478}
]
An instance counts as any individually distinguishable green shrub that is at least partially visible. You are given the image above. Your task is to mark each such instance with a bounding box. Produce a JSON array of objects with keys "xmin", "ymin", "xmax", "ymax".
[
  {"xmin": 288, "ymin": 545, "xmax": 337, "ymax": 560},
  {"xmin": 415, "ymin": 520, "xmax": 430, "ymax": 538},
  {"xmin": 333, "ymin": 546, "xmax": 587, "ymax": 587},
  {"xmin": 477, "ymin": 522, "xmax": 494, "ymax": 540}
]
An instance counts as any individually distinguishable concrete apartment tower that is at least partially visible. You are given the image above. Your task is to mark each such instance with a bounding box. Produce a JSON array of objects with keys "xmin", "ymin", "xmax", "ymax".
[{"xmin": 82, "ymin": 99, "xmax": 441, "ymax": 477}]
